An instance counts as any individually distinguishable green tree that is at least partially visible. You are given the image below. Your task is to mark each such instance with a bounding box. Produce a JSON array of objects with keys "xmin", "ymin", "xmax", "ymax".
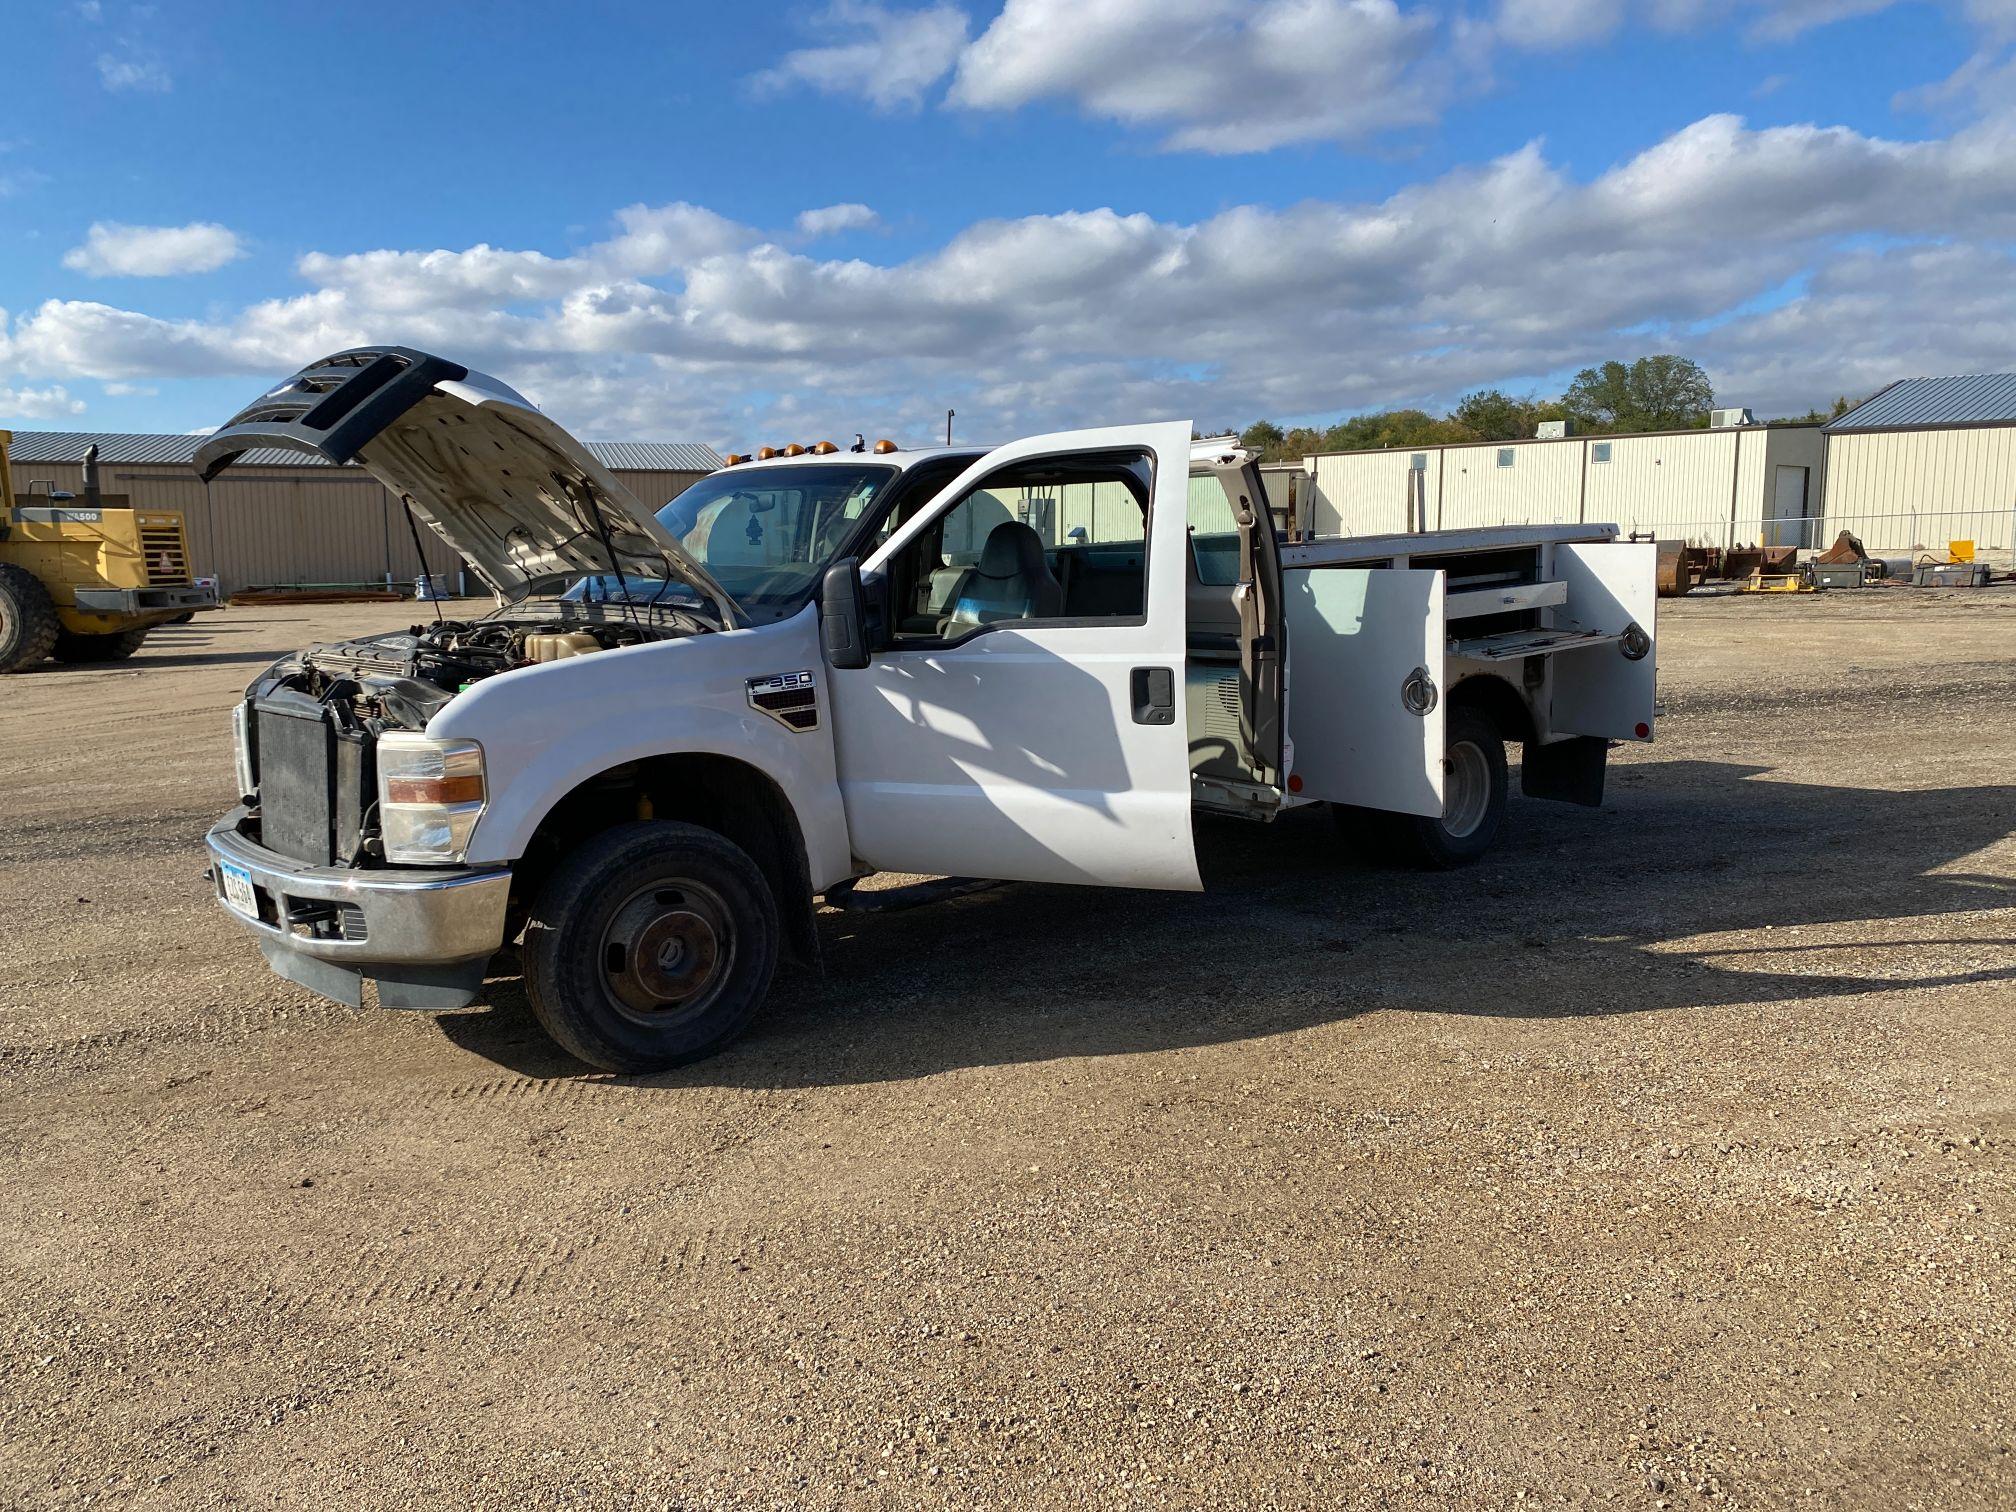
[
  {"xmin": 1283, "ymin": 425, "xmax": 1326, "ymax": 459},
  {"xmin": 1563, "ymin": 356, "xmax": 1714, "ymax": 432},
  {"xmin": 1239, "ymin": 419, "xmax": 1286, "ymax": 456},
  {"xmin": 1451, "ymin": 389, "xmax": 1541, "ymax": 442}
]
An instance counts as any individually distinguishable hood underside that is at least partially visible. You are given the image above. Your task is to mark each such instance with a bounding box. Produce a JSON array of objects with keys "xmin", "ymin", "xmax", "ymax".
[{"xmin": 193, "ymin": 347, "xmax": 738, "ymax": 621}]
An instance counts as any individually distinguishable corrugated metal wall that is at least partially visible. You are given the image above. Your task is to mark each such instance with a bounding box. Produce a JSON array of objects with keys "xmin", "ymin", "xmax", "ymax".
[
  {"xmin": 1436, "ymin": 441, "xmax": 1584, "ymax": 530},
  {"xmin": 9, "ymin": 459, "xmax": 706, "ymax": 592},
  {"xmin": 1306, "ymin": 449, "xmax": 1425, "ymax": 537},
  {"xmin": 1821, "ymin": 428, "xmax": 2016, "ymax": 552},
  {"xmin": 1584, "ymin": 431, "xmax": 1736, "ymax": 536},
  {"xmin": 1295, "ymin": 426, "xmax": 1827, "ymax": 544}
]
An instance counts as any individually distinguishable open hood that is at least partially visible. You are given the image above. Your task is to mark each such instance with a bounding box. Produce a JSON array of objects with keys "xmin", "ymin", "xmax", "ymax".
[{"xmin": 194, "ymin": 347, "xmax": 739, "ymax": 623}]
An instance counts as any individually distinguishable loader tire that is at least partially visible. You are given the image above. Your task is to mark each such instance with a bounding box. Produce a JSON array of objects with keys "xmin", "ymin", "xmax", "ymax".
[
  {"xmin": 0, "ymin": 564, "xmax": 60, "ymax": 673},
  {"xmin": 52, "ymin": 626, "xmax": 151, "ymax": 663},
  {"xmin": 523, "ymin": 821, "xmax": 780, "ymax": 1074}
]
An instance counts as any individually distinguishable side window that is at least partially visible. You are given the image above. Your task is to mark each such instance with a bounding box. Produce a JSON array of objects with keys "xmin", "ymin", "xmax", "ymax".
[
  {"xmin": 888, "ymin": 451, "xmax": 1151, "ymax": 641},
  {"xmin": 1188, "ymin": 472, "xmax": 1242, "ymax": 588}
]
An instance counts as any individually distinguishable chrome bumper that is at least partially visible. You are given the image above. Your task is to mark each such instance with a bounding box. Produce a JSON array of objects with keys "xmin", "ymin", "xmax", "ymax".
[{"xmin": 205, "ymin": 808, "xmax": 510, "ymax": 1009}]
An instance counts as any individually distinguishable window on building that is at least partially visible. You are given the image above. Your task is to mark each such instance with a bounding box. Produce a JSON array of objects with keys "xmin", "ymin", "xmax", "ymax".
[
  {"xmin": 1591, "ymin": 442, "xmax": 1613, "ymax": 463},
  {"xmin": 1496, "ymin": 448, "xmax": 1516, "ymax": 469}
]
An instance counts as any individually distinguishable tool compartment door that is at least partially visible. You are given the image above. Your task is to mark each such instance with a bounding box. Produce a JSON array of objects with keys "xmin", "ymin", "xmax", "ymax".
[
  {"xmin": 1284, "ymin": 567, "xmax": 1445, "ymax": 817},
  {"xmin": 1548, "ymin": 542, "xmax": 1657, "ymax": 741}
]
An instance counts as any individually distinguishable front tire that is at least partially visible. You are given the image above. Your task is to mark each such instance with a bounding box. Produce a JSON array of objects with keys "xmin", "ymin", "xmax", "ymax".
[
  {"xmin": 52, "ymin": 626, "xmax": 150, "ymax": 663},
  {"xmin": 523, "ymin": 821, "xmax": 780, "ymax": 1074},
  {"xmin": 0, "ymin": 565, "xmax": 60, "ymax": 673}
]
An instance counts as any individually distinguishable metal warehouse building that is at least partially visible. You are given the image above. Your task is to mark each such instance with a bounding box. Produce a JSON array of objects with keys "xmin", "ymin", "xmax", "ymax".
[
  {"xmin": 1290, "ymin": 419, "xmax": 1827, "ymax": 547},
  {"xmin": 1821, "ymin": 374, "xmax": 2016, "ymax": 556},
  {"xmin": 5, "ymin": 431, "xmax": 723, "ymax": 594}
]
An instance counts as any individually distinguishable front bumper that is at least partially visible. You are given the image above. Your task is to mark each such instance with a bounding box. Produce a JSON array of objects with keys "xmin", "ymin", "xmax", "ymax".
[
  {"xmin": 76, "ymin": 584, "xmax": 219, "ymax": 614},
  {"xmin": 205, "ymin": 807, "xmax": 510, "ymax": 1009}
]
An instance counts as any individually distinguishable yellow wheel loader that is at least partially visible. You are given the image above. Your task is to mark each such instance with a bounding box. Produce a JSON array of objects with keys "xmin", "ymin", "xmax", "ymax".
[{"xmin": 0, "ymin": 433, "xmax": 218, "ymax": 672}]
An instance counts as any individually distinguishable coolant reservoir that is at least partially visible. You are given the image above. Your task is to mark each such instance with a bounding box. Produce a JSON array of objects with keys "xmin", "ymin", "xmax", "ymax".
[{"xmin": 523, "ymin": 632, "xmax": 602, "ymax": 663}]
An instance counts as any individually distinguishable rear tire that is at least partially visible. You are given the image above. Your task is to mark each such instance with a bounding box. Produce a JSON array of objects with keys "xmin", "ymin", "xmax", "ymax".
[
  {"xmin": 0, "ymin": 564, "xmax": 60, "ymax": 673},
  {"xmin": 52, "ymin": 626, "xmax": 150, "ymax": 663},
  {"xmin": 1343, "ymin": 707, "xmax": 1508, "ymax": 869},
  {"xmin": 523, "ymin": 821, "xmax": 780, "ymax": 1074}
]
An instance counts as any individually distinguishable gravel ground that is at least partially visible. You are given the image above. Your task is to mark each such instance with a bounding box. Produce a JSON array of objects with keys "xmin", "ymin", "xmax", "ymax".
[{"xmin": 1, "ymin": 588, "xmax": 2013, "ymax": 1509}]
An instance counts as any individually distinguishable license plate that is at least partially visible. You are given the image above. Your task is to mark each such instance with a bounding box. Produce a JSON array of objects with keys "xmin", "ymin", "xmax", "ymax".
[{"xmin": 218, "ymin": 860, "xmax": 258, "ymax": 918}]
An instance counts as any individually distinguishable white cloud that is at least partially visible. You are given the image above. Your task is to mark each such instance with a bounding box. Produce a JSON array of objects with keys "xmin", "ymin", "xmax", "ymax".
[
  {"xmin": 761, "ymin": 0, "xmax": 2016, "ymax": 149},
  {"xmin": 296, "ymin": 245, "xmax": 586, "ymax": 310},
  {"xmin": 597, "ymin": 202, "xmax": 755, "ymax": 276},
  {"xmin": 6, "ymin": 116, "xmax": 2016, "ymax": 439},
  {"xmin": 752, "ymin": 2, "xmax": 969, "ymax": 111},
  {"xmin": 0, "ymin": 383, "xmax": 86, "ymax": 420},
  {"xmin": 102, "ymin": 380, "xmax": 156, "ymax": 396},
  {"xmin": 796, "ymin": 203, "xmax": 881, "ymax": 238},
  {"xmin": 1495, "ymin": 0, "xmax": 1626, "ymax": 48},
  {"xmin": 96, "ymin": 50, "xmax": 170, "ymax": 93},
  {"xmin": 949, "ymin": 0, "xmax": 1447, "ymax": 152},
  {"xmin": 63, "ymin": 221, "xmax": 245, "ymax": 277}
]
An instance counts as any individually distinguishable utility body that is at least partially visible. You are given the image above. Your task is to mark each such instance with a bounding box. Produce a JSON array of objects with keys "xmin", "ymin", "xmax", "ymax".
[{"xmin": 202, "ymin": 349, "xmax": 1657, "ymax": 1072}]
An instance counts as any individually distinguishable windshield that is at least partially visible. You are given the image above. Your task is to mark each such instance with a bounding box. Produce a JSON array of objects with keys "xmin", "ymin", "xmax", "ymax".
[{"xmin": 647, "ymin": 463, "xmax": 898, "ymax": 613}]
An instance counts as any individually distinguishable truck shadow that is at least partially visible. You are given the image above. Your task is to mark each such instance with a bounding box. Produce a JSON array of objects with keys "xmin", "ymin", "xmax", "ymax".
[{"xmin": 436, "ymin": 758, "xmax": 2016, "ymax": 1084}]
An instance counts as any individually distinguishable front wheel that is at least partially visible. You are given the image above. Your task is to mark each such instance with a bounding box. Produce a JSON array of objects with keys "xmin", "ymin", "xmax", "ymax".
[
  {"xmin": 523, "ymin": 821, "xmax": 780, "ymax": 1074},
  {"xmin": 0, "ymin": 564, "xmax": 60, "ymax": 673},
  {"xmin": 1343, "ymin": 707, "xmax": 1508, "ymax": 869}
]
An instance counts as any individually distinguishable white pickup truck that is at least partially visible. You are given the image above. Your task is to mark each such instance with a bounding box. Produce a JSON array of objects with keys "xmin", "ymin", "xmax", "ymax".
[{"xmin": 201, "ymin": 348, "xmax": 1656, "ymax": 1072}]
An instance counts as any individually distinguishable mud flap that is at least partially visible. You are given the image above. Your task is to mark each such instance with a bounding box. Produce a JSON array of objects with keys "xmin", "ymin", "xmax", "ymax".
[
  {"xmin": 373, "ymin": 959, "xmax": 492, "ymax": 1010},
  {"xmin": 256, "ymin": 939, "xmax": 489, "ymax": 1010},
  {"xmin": 1521, "ymin": 735, "xmax": 1608, "ymax": 808},
  {"xmin": 259, "ymin": 938, "xmax": 363, "ymax": 1008}
]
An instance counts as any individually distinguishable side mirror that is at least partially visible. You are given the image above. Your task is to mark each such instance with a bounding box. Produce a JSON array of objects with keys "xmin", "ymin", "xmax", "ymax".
[{"xmin": 820, "ymin": 557, "xmax": 869, "ymax": 670}]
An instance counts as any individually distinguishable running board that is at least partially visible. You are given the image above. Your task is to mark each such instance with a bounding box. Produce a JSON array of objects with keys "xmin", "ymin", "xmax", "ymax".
[{"xmin": 822, "ymin": 876, "xmax": 1004, "ymax": 913}]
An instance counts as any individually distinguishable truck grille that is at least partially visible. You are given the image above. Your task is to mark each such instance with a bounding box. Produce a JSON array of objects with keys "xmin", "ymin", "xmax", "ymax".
[
  {"xmin": 139, "ymin": 520, "xmax": 190, "ymax": 585},
  {"xmin": 253, "ymin": 693, "xmax": 373, "ymax": 866}
]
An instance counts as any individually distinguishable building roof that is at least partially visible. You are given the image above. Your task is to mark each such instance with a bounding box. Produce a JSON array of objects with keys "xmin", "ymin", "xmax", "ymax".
[
  {"xmin": 1827, "ymin": 373, "xmax": 2016, "ymax": 433},
  {"xmin": 3, "ymin": 429, "xmax": 723, "ymax": 473}
]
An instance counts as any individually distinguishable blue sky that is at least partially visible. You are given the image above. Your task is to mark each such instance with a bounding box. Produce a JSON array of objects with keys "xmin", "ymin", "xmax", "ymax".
[{"xmin": 1, "ymin": 0, "xmax": 2011, "ymax": 446}]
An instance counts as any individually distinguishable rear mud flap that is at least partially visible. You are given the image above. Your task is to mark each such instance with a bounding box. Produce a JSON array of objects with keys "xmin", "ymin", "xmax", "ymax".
[
  {"xmin": 1521, "ymin": 735, "xmax": 1608, "ymax": 808},
  {"xmin": 257, "ymin": 939, "xmax": 489, "ymax": 1011}
]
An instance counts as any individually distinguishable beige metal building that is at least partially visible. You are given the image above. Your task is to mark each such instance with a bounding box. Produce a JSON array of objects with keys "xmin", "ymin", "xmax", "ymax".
[
  {"xmin": 1293, "ymin": 421, "xmax": 1826, "ymax": 547},
  {"xmin": 6, "ymin": 431, "xmax": 721, "ymax": 594},
  {"xmin": 1820, "ymin": 374, "xmax": 2016, "ymax": 557}
]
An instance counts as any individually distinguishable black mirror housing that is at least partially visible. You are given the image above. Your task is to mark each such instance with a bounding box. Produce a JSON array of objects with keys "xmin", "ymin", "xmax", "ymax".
[{"xmin": 820, "ymin": 557, "xmax": 870, "ymax": 670}]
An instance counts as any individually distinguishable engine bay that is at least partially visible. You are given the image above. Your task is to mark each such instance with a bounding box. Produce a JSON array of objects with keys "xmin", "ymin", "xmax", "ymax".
[{"xmin": 253, "ymin": 615, "xmax": 682, "ymax": 733}]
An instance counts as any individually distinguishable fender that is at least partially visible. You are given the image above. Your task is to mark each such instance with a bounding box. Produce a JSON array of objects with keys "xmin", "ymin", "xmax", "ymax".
[{"xmin": 426, "ymin": 603, "xmax": 854, "ymax": 887}]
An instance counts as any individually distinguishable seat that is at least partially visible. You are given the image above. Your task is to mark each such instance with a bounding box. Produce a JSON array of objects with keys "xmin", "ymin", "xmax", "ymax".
[{"xmin": 939, "ymin": 521, "xmax": 1064, "ymax": 633}]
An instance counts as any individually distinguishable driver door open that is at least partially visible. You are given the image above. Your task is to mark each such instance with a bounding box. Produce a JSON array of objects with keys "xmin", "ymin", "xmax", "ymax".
[{"xmin": 823, "ymin": 423, "xmax": 1202, "ymax": 891}]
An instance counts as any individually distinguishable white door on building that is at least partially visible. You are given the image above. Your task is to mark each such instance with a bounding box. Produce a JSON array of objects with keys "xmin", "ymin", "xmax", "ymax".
[{"xmin": 1767, "ymin": 465, "xmax": 1811, "ymax": 549}]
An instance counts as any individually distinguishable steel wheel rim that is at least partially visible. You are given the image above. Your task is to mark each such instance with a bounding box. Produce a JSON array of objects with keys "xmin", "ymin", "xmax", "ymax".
[
  {"xmin": 1442, "ymin": 739, "xmax": 1491, "ymax": 839},
  {"xmin": 598, "ymin": 878, "xmax": 735, "ymax": 1027}
]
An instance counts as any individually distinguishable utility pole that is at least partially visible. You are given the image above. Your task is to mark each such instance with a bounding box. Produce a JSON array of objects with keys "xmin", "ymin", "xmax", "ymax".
[{"xmin": 946, "ymin": 409, "xmax": 955, "ymax": 445}]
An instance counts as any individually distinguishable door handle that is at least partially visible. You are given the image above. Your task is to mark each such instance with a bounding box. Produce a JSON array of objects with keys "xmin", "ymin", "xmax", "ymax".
[{"xmin": 1131, "ymin": 666, "xmax": 1175, "ymax": 725}]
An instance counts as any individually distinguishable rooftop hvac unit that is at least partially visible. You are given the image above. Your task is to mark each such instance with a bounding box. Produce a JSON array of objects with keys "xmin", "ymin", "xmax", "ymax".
[
  {"xmin": 1710, "ymin": 407, "xmax": 1756, "ymax": 428},
  {"xmin": 1536, "ymin": 419, "xmax": 1574, "ymax": 439}
]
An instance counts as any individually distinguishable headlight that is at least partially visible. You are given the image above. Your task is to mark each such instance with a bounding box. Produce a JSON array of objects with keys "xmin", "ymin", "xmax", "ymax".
[
  {"xmin": 231, "ymin": 702, "xmax": 256, "ymax": 801},
  {"xmin": 376, "ymin": 734, "xmax": 486, "ymax": 865}
]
